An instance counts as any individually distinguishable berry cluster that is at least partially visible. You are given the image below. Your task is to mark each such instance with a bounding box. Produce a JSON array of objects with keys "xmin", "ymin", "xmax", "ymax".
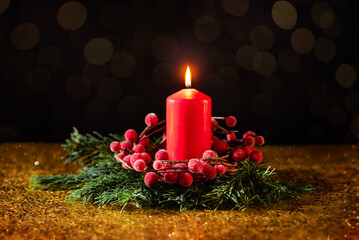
[
  {"xmin": 110, "ymin": 113, "xmax": 162, "ymax": 172},
  {"xmin": 110, "ymin": 113, "xmax": 266, "ymax": 188}
]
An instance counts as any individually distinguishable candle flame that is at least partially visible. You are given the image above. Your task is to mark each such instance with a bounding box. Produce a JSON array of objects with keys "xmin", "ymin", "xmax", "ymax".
[{"xmin": 185, "ymin": 66, "xmax": 191, "ymax": 88}]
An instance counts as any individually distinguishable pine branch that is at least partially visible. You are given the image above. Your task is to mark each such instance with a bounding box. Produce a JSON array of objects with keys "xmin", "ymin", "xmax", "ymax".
[
  {"xmin": 29, "ymin": 159, "xmax": 118, "ymax": 191},
  {"xmin": 201, "ymin": 160, "xmax": 314, "ymax": 210},
  {"xmin": 62, "ymin": 128, "xmax": 123, "ymax": 165},
  {"xmin": 29, "ymin": 128, "xmax": 313, "ymax": 211},
  {"xmin": 66, "ymin": 167, "xmax": 143, "ymax": 205}
]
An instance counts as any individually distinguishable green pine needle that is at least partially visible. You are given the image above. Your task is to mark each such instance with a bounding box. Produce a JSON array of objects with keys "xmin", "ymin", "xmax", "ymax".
[{"xmin": 29, "ymin": 128, "xmax": 314, "ymax": 211}]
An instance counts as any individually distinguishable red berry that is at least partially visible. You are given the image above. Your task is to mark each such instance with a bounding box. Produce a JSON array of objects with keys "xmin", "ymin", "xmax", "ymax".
[
  {"xmin": 215, "ymin": 165, "xmax": 227, "ymax": 175},
  {"xmin": 240, "ymin": 146, "xmax": 253, "ymax": 159},
  {"xmin": 211, "ymin": 119, "xmax": 218, "ymax": 131},
  {"xmin": 122, "ymin": 155, "xmax": 132, "ymax": 169},
  {"xmin": 164, "ymin": 172, "xmax": 178, "ymax": 184},
  {"xmin": 188, "ymin": 159, "xmax": 202, "ymax": 173},
  {"xmin": 145, "ymin": 113, "xmax": 158, "ymax": 127},
  {"xmin": 244, "ymin": 136, "xmax": 255, "ymax": 147},
  {"xmin": 141, "ymin": 152, "xmax": 151, "ymax": 164},
  {"xmin": 120, "ymin": 140, "xmax": 132, "ymax": 150},
  {"xmin": 132, "ymin": 144, "xmax": 145, "ymax": 153},
  {"xmin": 225, "ymin": 116, "xmax": 237, "ymax": 127},
  {"xmin": 213, "ymin": 141, "xmax": 228, "ymax": 154},
  {"xmin": 138, "ymin": 136, "xmax": 150, "ymax": 148},
  {"xmin": 227, "ymin": 132, "xmax": 237, "ymax": 142},
  {"xmin": 155, "ymin": 149, "xmax": 168, "ymax": 160},
  {"xmin": 130, "ymin": 153, "xmax": 143, "ymax": 165},
  {"xmin": 211, "ymin": 136, "xmax": 220, "ymax": 145},
  {"xmin": 179, "ymin": 173, "xmax": 193, "ymax": 187},
  {"xmin": 110, "ymin": 141, "xmax": 121, "ymax": 152},
  {"xmin": 144, "ymin": 172, "xmax": 159, "ymax": 187},
  {"xmin": 133, "ymin": 159, "xmax": 147, "ymax": 172},
  {"xmin": 243, "ymin": 131, "xmax": 256, "ymax": 139},
  {"xmin": 124, "ymin": 129, "xmax": 137, "ymax": 142},
  {"xmin": 200, "ymin": 162, "xmax": 209, "ymax": 173},
  {"xmin": 231, "ymin": 147, "xmax": 246, "ymax": 162},
  {"xmin": 202, "ymin": 150, "xmax": 218, "ymax": 158},
  {"xmin": 116, "ymin": 151, "xmax": 126, "ymax": 160},
  {"xmin": 250, "ymin": 150, "xmax": 263, "ymax": 163},
  {"xmin": 152, "ymin": 160, "xmax": 163, "ymax": 170},
  {"xmin": 250, "ymin": 146, "xmax": 256, "ymax": 151},
  {"xmin": 202, "ymin": 164, "xmax": 217, "ymax": 180},
  {"xmin": 255, "ymin": 136, "xmax": 265, "ymax": 146}
]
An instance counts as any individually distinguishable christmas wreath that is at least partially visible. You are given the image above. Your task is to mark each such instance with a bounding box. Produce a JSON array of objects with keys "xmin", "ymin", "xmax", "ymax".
[{"xmin": 30, "ymin": 113, "xmax": 313, "ymax": 212}]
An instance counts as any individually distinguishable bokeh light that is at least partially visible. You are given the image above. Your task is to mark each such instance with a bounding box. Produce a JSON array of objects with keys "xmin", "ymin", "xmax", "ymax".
[
  {"xmin": 272, "ymin": 1, "xmax": 297, "ymax": 30},
  {"xmin": 221, "ymin": 0, "xmax": 249, "ymax": 17},
  {"xmin": 193, "ymin": 16, "xmax": 220, "ymax": 43},
  {"xmin": 291, "ymin": 28, "xmax": 315, "ymax": 54},
  {"xmin": 70, "ymin": 25, "xmax": 98, "ymax": 50},
  {"xmin": 57, "ymin": 1, "xmax": 87, "ymax": 30},
  {"xmin": 84, "ymin": 38, "xmax": 114, "ymax": 65},
  {"xmin": 97, "ymin": 78, "xmax": 122, "ymax": 103},
  {"xmin": 151, "ymin": 35, "xmax": 178, "ymax": 61},
  {"xmin": 235, "ymin": 45, "xmax": 258, "ymax": 71},
  {"xmin": 0, "ymin": 0, "xmax": 11, "ymax": 14},
  {"xmin": 335, "ymin": 64, "xmax": 357, "ymax": 88},
  {"xmin": 109, "ymin": 52, "xmax": 136, "ymax": 78},
  {"xmin": 311, "ymin": 1, "xmax": 335, "ymax": 29},
  {"xmin": 249, "ymin": 25, "xmax": 274, "ymax": 51},
  {"xmin": 65, "ymin": 75, "xmax": 90, "ymax": 99},
  {"xmin": 1, "ymin": 0, "xmax": 359, "ymax": 143},
  {"xmin": 322, "ymin": 14, "xmax": 342, "ymax": 38},
  {"xmin": 278, "ymin": 48, "xmax": 301, "ymax": 72},
  {"xmin": 253, "ymin": 51, "xmax": 277, "ymax": 77},
  {"xmin": 314, "ymin": 37, "xmax": 336, "ymax": 63},
  {"xmin": 11, "ymin": 23, "xmax": 39, "ymax": 51},
  {"xmin": 26, "ymin": 66, "xmax": 51, "ymax": 92}
]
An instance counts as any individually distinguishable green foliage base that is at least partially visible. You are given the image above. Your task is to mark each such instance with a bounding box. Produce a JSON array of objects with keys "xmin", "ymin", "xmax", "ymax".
[{"xmin": 29, "ymin": 128, "xmax": 313, "ymax": 211}]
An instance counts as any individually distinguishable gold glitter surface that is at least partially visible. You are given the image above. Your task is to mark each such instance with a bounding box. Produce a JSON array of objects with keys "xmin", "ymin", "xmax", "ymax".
[{"xmin": 0, "ymin": 143, "xmax": 359, "ymax": 239}]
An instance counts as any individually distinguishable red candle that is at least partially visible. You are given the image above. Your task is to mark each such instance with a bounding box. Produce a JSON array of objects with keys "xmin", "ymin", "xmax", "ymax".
[{"xmin": 166, "ymin": 66, "xmax": 212, "ymax": 160}]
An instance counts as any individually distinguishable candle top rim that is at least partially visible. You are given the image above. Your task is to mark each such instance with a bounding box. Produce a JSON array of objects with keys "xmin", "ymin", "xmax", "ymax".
[{"xmin": 167, "ymin": 88, "xmax": 211, "ymax": 100}]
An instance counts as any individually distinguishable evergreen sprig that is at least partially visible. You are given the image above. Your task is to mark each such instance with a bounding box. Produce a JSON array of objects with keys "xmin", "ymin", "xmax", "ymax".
[
  {"xmin": 29, "ymin": 128, "xmax": 313, "ymax": 211},
  {"xmin": 62, "ymin": 127, "xmax": 123, "ymax": 165}
]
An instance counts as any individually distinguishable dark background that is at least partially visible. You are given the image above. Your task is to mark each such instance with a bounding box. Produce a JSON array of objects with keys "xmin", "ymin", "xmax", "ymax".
[{"xmin": 0, "ymin": 0, "xmax": 358, "ymax": 144}]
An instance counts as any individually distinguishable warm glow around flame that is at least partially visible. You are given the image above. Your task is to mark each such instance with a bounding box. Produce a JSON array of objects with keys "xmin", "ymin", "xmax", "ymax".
[{"xmin": 185, "ymin": 66, "xmax": 191, "ymax": 88}]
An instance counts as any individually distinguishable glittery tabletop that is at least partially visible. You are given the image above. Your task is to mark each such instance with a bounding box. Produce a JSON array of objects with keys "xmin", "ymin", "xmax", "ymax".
[{"xmin": 0, "ymin": 143, "xmax": 358, "ymax": 239}]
